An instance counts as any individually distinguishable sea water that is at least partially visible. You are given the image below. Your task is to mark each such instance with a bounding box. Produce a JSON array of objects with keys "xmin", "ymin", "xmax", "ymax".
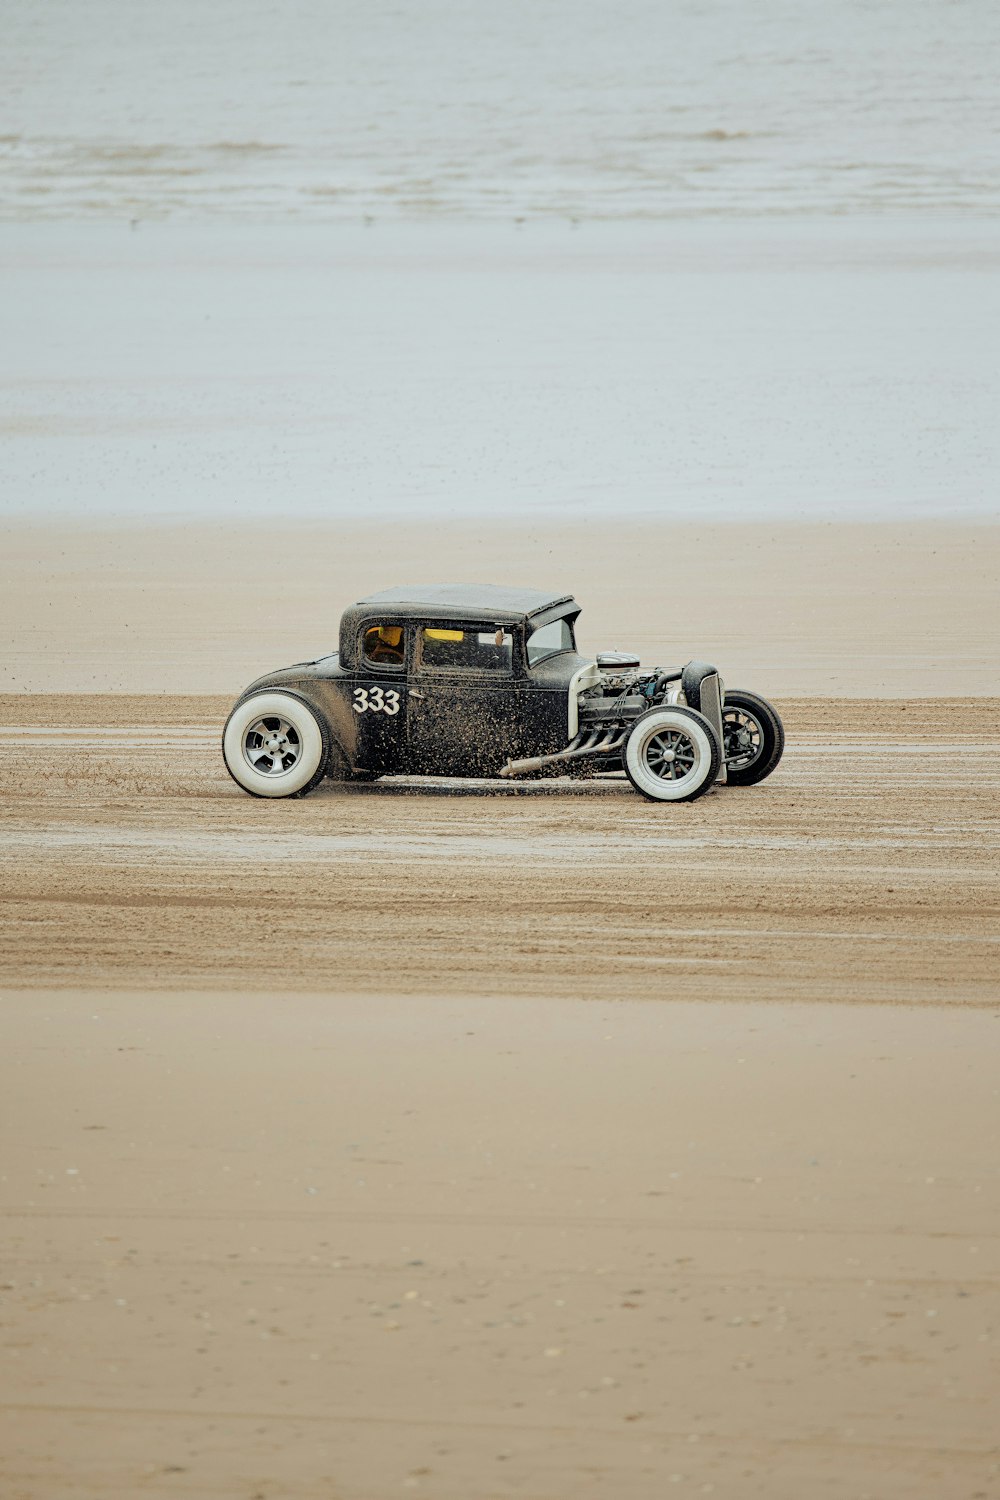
[
  {"xmin": 1, "ymin": 1, "xmax": 998, "ymax": 522},
  {"xmin": 2, "ymin": 0, "xmax": 999, "ymax": 222}
]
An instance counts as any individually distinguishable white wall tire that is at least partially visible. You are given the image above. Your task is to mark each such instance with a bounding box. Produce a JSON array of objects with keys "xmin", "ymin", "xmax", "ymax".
[
  {"xmin": 222, "ymin": 691, "xmax": 329, "ymax": 799},
  {"xmin": 624, "ymin": 705, "xmax": 721, "ymax": 803}
]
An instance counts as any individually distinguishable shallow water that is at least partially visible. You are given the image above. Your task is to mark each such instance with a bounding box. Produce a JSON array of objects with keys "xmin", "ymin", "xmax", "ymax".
[{"xmin": 3, "ymin": 219, "xmax": 998, "ymax": 521}]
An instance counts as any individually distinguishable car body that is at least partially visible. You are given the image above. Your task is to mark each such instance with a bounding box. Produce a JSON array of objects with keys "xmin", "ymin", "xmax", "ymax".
[{"xmin": 222, "ymin": 584, "xmax": 784, "ymax": 802}]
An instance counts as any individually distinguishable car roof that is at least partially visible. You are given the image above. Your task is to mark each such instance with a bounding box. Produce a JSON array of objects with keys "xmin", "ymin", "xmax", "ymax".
[
  {"xmin": 338, "ymin": 585, "xmax": 581, "ymax": 667},
  {"xmin": 355, "ymin": 584, "xmax": 575, "ymax": 621}
]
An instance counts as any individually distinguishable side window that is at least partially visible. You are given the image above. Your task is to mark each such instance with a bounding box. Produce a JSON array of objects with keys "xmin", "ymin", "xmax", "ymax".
[
  {"xmin": 419, "ymin": 626, "xmax": 513, "ymax": 673},
  {"xmin": 527, "ymin": 618, "xmax": 574, "ymax": 665},
  {"xmin": 362, "ymin": 622, "xmax": 405, "ymax": 670}
]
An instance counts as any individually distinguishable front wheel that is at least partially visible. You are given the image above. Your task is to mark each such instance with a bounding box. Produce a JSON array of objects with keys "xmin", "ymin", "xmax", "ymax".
[
  {"xmin": 722, "ymin": 690, "xmax": 784, "ymax": 786},
  {"xmin": 624, "ymin": 705, "xmax": 721, "ymax": 803},
  {"xmin": 222, "ymin": 690, "xmax": 330, "ymax": 799}
]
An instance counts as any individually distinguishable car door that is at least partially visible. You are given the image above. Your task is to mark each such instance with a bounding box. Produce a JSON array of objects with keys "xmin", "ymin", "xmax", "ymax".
[
  {"xmin": 405, "ymin": 621, "xmax": 522, "ymax": 775},
  {"xmin": 349, "ymin": 618, "xmax": 410, "ymax": 773}
]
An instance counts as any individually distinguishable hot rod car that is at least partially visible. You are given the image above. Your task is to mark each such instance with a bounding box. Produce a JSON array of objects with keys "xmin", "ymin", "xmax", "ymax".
[{"xmin": 222, "ymin": 584, "xmax": 784, "ymax": 803}]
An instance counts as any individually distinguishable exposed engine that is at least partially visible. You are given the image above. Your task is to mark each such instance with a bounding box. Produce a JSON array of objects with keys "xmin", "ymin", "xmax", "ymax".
[
  {"xmin": 594, "ymin": 651, "xmax": 643, "ymax": 692},
  {"xmin": 501, "ymin": 654, "xmax": 726, "ymax": 782},
  {"xmin": 584, "ymin": 652, "xmax": 675, "ymax": 706}
]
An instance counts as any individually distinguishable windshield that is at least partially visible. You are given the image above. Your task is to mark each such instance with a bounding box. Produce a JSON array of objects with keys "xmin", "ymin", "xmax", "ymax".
[{"xmin": 527, "ymin": 618, "xmax": 575, "ymax": 666}]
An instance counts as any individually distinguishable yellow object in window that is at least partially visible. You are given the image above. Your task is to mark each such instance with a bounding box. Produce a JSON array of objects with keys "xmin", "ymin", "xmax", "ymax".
[
  {"xmin": 364, "ymin": 624, "xmax": 404, "ymax": 664},
  {"xmin": 424, "ymin": 628, "xmax": 464, "ymax": 641}
]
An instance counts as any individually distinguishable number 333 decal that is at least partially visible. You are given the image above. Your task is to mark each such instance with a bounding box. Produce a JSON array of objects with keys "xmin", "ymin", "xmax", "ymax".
[{"xmin": 353, "ymin": 686, "xmax": 400, "ymax": 716}]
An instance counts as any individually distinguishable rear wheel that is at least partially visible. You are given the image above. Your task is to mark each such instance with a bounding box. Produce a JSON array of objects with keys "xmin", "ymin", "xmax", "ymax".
[
  {"xmin": 222, "ymin": 690, "xmax": 330, "ymax": 799},
  {"xmin": 624, "ymin": 705, "xmax": 721, "ymax": 803},
  {"xmin": 722, "ymin": 690, "xmax": 784, "ymax": 786}
]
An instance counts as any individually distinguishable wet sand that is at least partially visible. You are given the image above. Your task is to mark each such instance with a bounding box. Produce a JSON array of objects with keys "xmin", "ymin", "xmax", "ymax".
[
  {"xmin": 4, "ymin": 224, "xmax": 999, "ymax": 531},
  {"xmin": 2, "ymin": 990, "xmax": 999, "ymax": 1499}
]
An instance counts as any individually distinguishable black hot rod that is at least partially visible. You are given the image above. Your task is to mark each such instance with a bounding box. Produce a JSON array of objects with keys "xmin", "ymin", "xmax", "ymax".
[{"xmin": 222, "ymin": 584, "xmax": 783, "ymax": 803}]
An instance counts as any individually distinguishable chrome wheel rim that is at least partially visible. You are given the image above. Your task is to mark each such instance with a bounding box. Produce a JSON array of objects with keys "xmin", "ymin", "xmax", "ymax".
[
  {"xmin": 723, "ymin": 708, "xmax": 764, "ymax": 770},
  {"xmin": 642, "ymin": 727, "xmax": 698, "ymax": 783},
  {"xmin": 242, "ymin": 715, "xmax": 302, "ymax": 777}
]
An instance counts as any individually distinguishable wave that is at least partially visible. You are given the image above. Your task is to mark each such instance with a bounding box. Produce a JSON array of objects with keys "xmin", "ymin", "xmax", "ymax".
[{"xmin": 2, "ymin": 0, "xmax": 998, "ymax": 220}]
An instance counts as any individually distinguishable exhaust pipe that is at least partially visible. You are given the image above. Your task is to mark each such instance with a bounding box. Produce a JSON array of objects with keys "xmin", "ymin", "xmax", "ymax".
[{"xmin": 499, "ymin": 728, "xmax": 625, "ymax": 779}]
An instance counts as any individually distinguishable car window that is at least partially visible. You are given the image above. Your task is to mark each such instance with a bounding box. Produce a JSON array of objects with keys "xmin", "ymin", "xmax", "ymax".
[
  {"xmin": 419, "ymin": 626, "xmax": 513, "ymax": 672},
  {"xmin": 526, "ymin": 618, "xmax": 574, "ymax": 665},
  {"xmin": 362, "ymin": 622, "xmax": 406, "ymax": 669}
]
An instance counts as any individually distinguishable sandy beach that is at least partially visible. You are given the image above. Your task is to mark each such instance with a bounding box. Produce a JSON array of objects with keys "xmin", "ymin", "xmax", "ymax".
[
  {"xmin": 1, "ymin": 691, "xmax": 998, "ymax": 1007},
  {"xmin": 2, "ymin": 518, "xmax": 999, "ymax": 1494},
  {"xmin": 3, "ymin": 519, "xmax": 999, "ymax": 697}
]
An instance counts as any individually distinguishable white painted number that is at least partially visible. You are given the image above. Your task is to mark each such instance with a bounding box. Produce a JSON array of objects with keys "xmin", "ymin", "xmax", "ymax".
[{"xmin": 353, "ymin": 687, "xmax": 400, "ymax": 716}]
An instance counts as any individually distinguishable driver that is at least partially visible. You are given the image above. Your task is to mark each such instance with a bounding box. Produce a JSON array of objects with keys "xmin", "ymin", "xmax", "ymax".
[{"xmin": 366, "ymin": 624, "xmax": 404, "ymax": 664}]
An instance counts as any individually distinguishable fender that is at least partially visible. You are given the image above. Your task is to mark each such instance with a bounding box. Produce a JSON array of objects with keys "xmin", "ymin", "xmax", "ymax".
[
  {"xmin": 235, "ymin": 680, "xmax": 356, "ymax": 776},
  {"xmin": 681, "ymin": 660, "xmax": 727, "ymax": 784}
]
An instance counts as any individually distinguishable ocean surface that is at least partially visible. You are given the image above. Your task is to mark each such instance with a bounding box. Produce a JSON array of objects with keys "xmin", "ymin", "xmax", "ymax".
[
  {"xmin": 2, "ymin": 5, "xmax": 998, "ymax": 522},
  {"xmin": 2, "ymin": 0, "xmax": 999, "ymax": 222}
]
